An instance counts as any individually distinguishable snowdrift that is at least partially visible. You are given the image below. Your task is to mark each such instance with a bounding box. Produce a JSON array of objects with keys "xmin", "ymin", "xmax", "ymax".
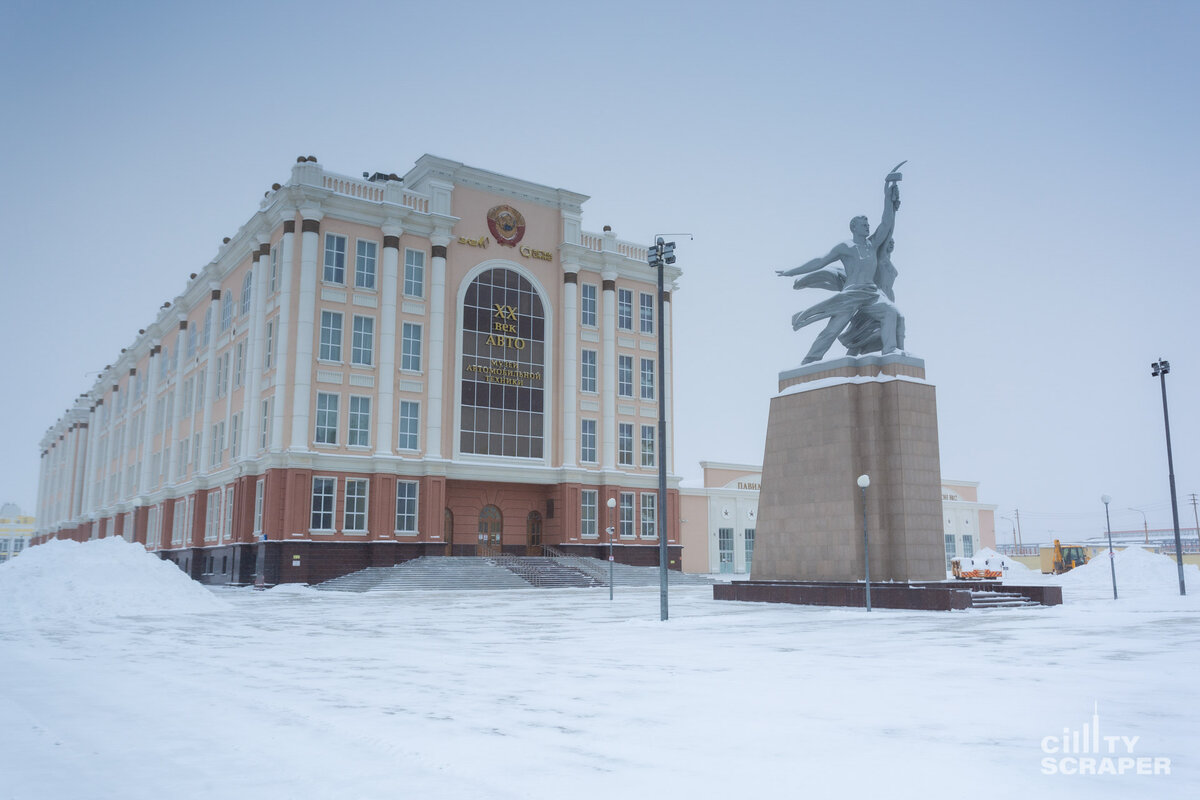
[
  {"xmin": 0, "ymin": 537, "xmax": 227, "ymax": 623},
  {"xmin": 1060, "ymin": 545, "xmax": 1200, "ymax": 595}
]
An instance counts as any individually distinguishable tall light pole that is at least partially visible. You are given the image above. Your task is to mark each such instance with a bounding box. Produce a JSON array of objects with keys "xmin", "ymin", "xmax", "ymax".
[
  {"xmin": 1128, "ymin": 506, "xmax": 1149, "ymax": 544},
  {"xmin": 1101, "ymin": 494, "xmax": 1118, "ymax": 600},
  {"xmin": 647, "ymin": 237, "xmax": 676, "ymax": 621},
  {"xmin": 1151, "ymin": 358, "xmax": 1187, "ymax": 596},
  {"xmin": 857, "ymin": 474, "xmax": 871, "ymax": 612},
  {"xmin": 605, "ymin": 496, "xmax": 617, "ymax": 601},
  {"xmin": 999, "ymin": 515, "xmax": 1017, "ymax": 546}
]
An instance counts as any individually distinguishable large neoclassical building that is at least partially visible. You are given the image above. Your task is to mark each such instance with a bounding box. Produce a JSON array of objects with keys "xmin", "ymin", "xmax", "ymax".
[{"xmin": 34, "ymin": 155, "xmax": 682, "ymax": 584}]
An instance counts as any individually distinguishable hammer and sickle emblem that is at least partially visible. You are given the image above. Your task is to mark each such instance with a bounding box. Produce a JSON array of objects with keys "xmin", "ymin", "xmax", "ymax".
[{"xmin": 493, "ymin": 304, "xmax": 517, "ymax": 320}]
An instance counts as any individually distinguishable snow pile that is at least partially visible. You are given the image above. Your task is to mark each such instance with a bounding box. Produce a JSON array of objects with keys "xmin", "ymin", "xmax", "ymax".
[
  {"xmin": 0, "ymin": 537, "xmax": 227, "ymax": 623},
  {"xmin": 1060, "ymin": 545, "xmax": 1200, "ymax": 595}
]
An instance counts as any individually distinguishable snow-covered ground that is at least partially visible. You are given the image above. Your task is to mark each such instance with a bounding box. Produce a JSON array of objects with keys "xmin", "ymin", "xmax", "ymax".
[{"xmin": 1, "ymin": 539, "xmax": 1197, "ymax": 799}]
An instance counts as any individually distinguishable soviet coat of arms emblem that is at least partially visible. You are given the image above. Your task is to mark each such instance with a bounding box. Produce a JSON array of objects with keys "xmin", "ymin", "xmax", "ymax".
[{"xmin": 486, "ymin": 205, "xmax": 526, "ymax": 247}]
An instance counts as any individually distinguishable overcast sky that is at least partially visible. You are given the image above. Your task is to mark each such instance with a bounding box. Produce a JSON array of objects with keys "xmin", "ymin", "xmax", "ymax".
[{"xmin": 2, "ymin": 0, "xmax": 1196, "ymax": 542}]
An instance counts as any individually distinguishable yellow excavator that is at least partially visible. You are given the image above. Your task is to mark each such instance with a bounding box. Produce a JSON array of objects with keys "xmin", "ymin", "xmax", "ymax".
[{"xmin": 1051, "ymin": 540, "xmax": 1089, "ymax": 574}]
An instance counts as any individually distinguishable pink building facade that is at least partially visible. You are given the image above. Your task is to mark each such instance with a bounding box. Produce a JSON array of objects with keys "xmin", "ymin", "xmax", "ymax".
[{"xmin": 35, "ymin": 156, "xmax": 682, "ymax": 584}]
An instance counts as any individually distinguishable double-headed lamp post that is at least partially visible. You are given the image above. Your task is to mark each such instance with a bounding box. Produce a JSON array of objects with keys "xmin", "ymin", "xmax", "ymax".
[
  {"xmin": 1151, "ymin": 358, "xmax": 1187, "ymax": 596},
  {"xmin": 605, "ymin": 496, "xmax": 617, "ymax": 601},
  {"xmin": 648, "ymin": 237, "xmax": 677, "ymax": 621},
  {"xmin": 1101, "ymin": 495, "xmax": 1118, "ymax": 600},
  {"xmin": 857, "ymin": 474, "xmax": 871, "ymax": 612}
]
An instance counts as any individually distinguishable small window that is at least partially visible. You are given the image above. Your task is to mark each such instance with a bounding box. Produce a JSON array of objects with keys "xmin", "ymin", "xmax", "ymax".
[
  {"xmin": 396, "ymin": 481, "xmax": 419, "ymax": 533},
  {"xmin": 351, "ymin": 316, "xmax": 374, "ymax": 367},
  {"xmin": 348, "ymin": 396, "xmax": 371, "ymax": 447},
  {"xmin": 355, "ymin": 240, "xmax": 377, "ymax": 290},
  {"xmin": 581, "ymin": 490, "xmax": 598, "ymax": 537},
  {"xmin": 617, "ymin": 288, "xmax": 633, "ymax": 331},
  {"xmin": 639, "ymin": 292, "xmax": 654, "ymax": 334},
  {"xmin": 581, "ymin": 419, "xmax": 597, "ymax": 463},
  {"xmin": 315, "ymin": 393, "xmax": 339, "ymax": 445},
  {"xmin": 618, "ymin": 355, "xmax": 633, "ymax": 398},
  {"xmin": 581, "ymin": 283, "xmax": 597, "ymax": 327},
  {"xmin": 581, "ymin": 349, "xmax": 597, "ymax": 393},
  {"xmin": 344, "ymin": 479, "xmax": 369, "ymax": 532},
  {"xmin": 311, "ymin": 477, "xmax": 336, "ymax": 531},
  {"xmin": 401, "ymin": 323, "xmax": 422, "ymax": 372},
  {"xmin": 324, "ymin": 234, "xmax": 347, "ymax": 284},
  {"xmin": 320, "ymin": 311, "xmax": 343, "ymax": 362},
  {"xmin": 398, "ymin": 401, "xmax": 420, "ymax": 450},
  {"xmin": 618, "ymin": 423, "xmax": 633, "ymax": 466},
  {"xmin": 404, "ymin": 249, "xmax": 426, "ymax": 298}
]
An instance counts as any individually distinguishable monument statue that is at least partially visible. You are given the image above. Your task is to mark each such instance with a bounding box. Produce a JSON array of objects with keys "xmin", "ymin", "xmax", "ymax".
[{"xmin": 777, "ymin": 164, "xmax": 907, "ymax": 364}]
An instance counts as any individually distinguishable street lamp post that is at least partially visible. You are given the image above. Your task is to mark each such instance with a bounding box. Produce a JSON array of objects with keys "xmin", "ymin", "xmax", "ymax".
[
  {"xmin": 648, "ymin": 237, "xmax": 676, "ymax": 621},
  {"xmin": 1101, "ymin": 494, "xmax": 1118, "ymax": 600},
  {"xmin": 1128, "ymin": 506, "xmax": 1149, "ymax": 545},
  {"xmin": 1151, "ymin": 358, "xmax": 1187, "ymax": 596},
  {"xmin": 999, "ymin": 515, "xmax": 1017, "ymax": 547},
  {"xmin": 857, "ymin": 474, "xmax": 871, "ymax": 612},
  {"xmin": 605, "ymin": 496, "xmax": 617, "ymax": 601}
]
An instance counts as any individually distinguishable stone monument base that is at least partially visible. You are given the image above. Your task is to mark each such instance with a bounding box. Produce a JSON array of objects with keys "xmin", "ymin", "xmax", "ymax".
[
  {"xmin": 714, "ymin": 580, "xmax": 1063, "ymax": 610},
  {"xmin": 751, "ymin": 354, "xmax": 946, "ymax": 584}
]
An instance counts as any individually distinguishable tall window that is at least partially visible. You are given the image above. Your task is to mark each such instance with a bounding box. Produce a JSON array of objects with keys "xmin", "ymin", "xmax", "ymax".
[
  {"xmin": 944, "ymin": 534, "xmax": 956, "ymax": 569},
  {"xmin": 344, "ymin": 479, "xmax": 368, "ymax": 532},
  {"xmin": 581, "ymin": 349, "xmax": 597, "ymax": 393},
  {"xmin": 618, "ymin": 355, "xmax": 633, "ymax": 398},
  {"xmin": 581, "ymin": 490, "xmax": 598, "ymax": 537},
  {"xmin": 221, "ymin": 290, "xmax": 233, "ymax": 332},
  {"xmin": 264, "ymin": 320, "xmax": 275, "ymax": 369},
  {"xmin": 640, "ymin": 358, "xmax": 655, "ymax": 400},
  {"xmin": 640, "ymin": 292, "xmax": 654, "ymax": 334},
  {"xmin": 395, "ymin": 480, "xmax": 418, "ymax": 533},
  {"xmin": 348, "ymin": 396, "xmax": 371, "ymax": 447},
  {"xmin": 253, "ymin": 478, "xmax": 264, "ymax": 535},
  {"xmin": 641, "ymin": 424, "xmax": 656, "ymax": 467},
  {"xmin": 617, "ymin": 288, "xmax": 632, "ymax": 330},
  {"xmin": 619, "ymin": 492, "xmax": 635, "ymax": 538},
  {"xmin": 320, "ymin": 310, "xmax": 343, "ymax": 362},
  {"xmin": 355, "ymin": 240, "xmax": 377, "ymax": 290},
  {"xmin": 269, "ymin": 246, "xmax": 278, "ymax": 293},
  {"xmin": 404, "ymin": 249, "xmax": 425, "ymax": 298},
  {"xmin": 618, "ymin": 423, "xmax": 633, "ymax": 466},
  {"xmin": 186, "ymin": 323, "xmax": 197, "ymax": 358},
  {"xmin": 315, "ymin": 393, "xmax": 339, "ymax": 445},
  {"xmin": 581, "ymin": 419, "xmax": 597, "ymax": 463},
  {"xmin": 234, "ymin": 341, "xmax": 245, "ymax": 388},
  {"xmin": 230, "ymin": 412, "xmax": 240, "ymax": 458},
  {"xmin": 260, "ymin": 398, "xmax": 271, "ymax": 450},
  {"xmin": 640, "ymin": 493, "xmax": 657, "ymax": 538},
  {"xmin": 240, "ymin": 271, "xmax": 253, "ymax": 316},
  {"xmin": 351, "ymin": 316, "xmax": 374, "ymax": 366},
  {"xmin": 580, "ymin": 283, "xmax": 597, "ymax": 327},
  {"xmin": 401, "ymin": 322, "xmax": 422, "ymax": 372},
  {"xmin": 962, "ymin": 535, "xmax": 974, "ymax": 559},
  {"xmin": 398, "ymin": 401, "xmax": 420, "ymax": 450},
  {"xmin": 324, "ymin": 233, "xmax": 346, "ymax": 284},
  {"xmin": 311, "ymin": 477, "xmax": 336, "ymax": 531}
]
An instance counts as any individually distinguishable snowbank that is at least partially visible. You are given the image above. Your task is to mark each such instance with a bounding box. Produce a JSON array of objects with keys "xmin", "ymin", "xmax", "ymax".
[
  {"xmin": 1061, "ymin": 545, "xmax": 1200, "ymax": 595},
  {"xmin": 0, "ymin": 537, "xmax": 227, "ymax": 623}
]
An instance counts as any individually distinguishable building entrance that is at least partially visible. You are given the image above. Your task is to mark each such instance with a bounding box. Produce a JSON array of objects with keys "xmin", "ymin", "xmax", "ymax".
[
  {"xmin": 478, "ymin": 505, "xmax": 502, "ymax": 556},
  {"xmin": 526, "ymin": 511, "xmax": 543, "ymax": 555}
]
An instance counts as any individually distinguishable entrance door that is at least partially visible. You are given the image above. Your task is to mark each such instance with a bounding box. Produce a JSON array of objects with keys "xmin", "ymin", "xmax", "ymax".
[
  {"xmin": 718, "ymin": 528, "xmax": 734, "ymax": 573},
  {"xmin": 744, "ymin": 527, "xmax": 756, "ymax": 574},
  {"xmin": 526, "ymin": 511, "xmax": 543, "ymax": 556},
  {"xmin": 478, "ymin": 505, "xmax": 502, "ymax": 556}
]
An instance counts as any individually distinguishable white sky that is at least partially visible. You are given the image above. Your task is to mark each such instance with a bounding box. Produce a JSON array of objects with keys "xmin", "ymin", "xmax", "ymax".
[{"xmin": 2, "ymin": 0, "xmax": 1197, "ymax": 542}]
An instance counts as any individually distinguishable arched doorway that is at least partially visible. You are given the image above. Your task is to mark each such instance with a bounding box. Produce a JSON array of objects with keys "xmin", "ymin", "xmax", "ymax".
[
  {"xmin": 478, "ymin": 505, "xmax": 502, "ymax": 556},
  {"xmin": 443, "ymin": 508, "xmax": 454, "ymax": 556},
  {"xmin": 526, "ymin": 511, "xmax": 543, "ymax": 556}
]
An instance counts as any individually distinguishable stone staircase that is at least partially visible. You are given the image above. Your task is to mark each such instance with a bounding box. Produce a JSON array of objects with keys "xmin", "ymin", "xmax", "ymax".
[
  {"xmin": 968, "ymin": 589, "xmax": 1043, "ymax": 609},
  {"xmin": 315, "ymin": 555, "xmax": 716, "ymax": 593}
]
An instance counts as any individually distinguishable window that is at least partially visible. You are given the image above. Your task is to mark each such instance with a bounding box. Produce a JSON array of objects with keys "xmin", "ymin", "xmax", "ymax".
[
  {"xmin": 355, "ymin": 240, "xmax": 377, "ymax": 290},
  {"xmin": 221, "ymin": 290, "xmax": 233, "ymax": 332},
  {"xmin": 344, "ymin": 479, "xmax": 368, "ymax": 532},
  {"xmin": 395, "ymin": 480, "xmax": 418, "ymax": 533},
  {"xmin": 324, "ymin": 233, "xmax": 346, "ymax": 284},
  {"xmin": 619, "ymin": 492, "xmax": 635, "ymax": 538},
  {"xmin": 311, "ymin": 477, "xmax": 336, "ymax": 531},
  {"xmin": 404, "ymin": 249, "xmax": 425, "ymax": 298},
  {"xmin": 194, "ymin": 369, "xmax": 205, "ymax": 412},
  {"xmin": 640, "ymin": 358, "xmax": 656, "ymax": 401},
  {"xmin": 401, "ymin": 322, "xmax": 422, "ymax": 372},
  {"xmin": 233, "ymin": 341, "xmax": 245, "ymax": 389},
  {"xmin": 319, "ymin": 311, "xmax": 343, "ymax": 362},
  {"xmin": 186, "ymin": 322, "xmax": 197, "ymax": 358},
  {"xmin": 581, "ymin": 349, "xmax": 597, "ymax": 393},
  {"xmin": 351, "ymin": 316, "xmax": 374, "ymax": 366},
  {"xmin": 398, "ymin": 401, "xmax": 420, "ymax": 450},
  {"xmin": 640, "ymin": 493, "xmax": 657, "ymax": 538},
  {"xmin": 260, "ymin": 399, "xmax": 271, "ymax": 449},
  {"xmin": 216, "ymin": 352, "xmax": 230, "ymax": 398},
  {"xmin": 944, "ymin": 534, "xmax": 956, "ymax": 569},
  {"xmin": 177, "ymin": 438, "xmax": 189, "ymax": 475},
  {"xmin": 581, "ymin": 419, "xmax": 597, "ymax": 463},
  {"xmin": 618, "ymin": 355, "xmax": 633, "ymax": 398},
  {"xmin": 641, "ymin": 424, "xmax": 656, "ymax": 467},
  {"xmin": 315, "ymin": 393, "xmax": 339, "ymax": 445},
  {"xmin": 240, "ymin": 271, "xmax": 253, "ymax": 316},
  {"xmin": 745, "ymin": 528, "xmax": 756, "ymax": 573},
  {"xmin": 348, "ymin": 396, "xmax": 371, "ymax": 447},
  {"xmin": 159, "ymin": 346, "xmax": 169, "ymax": 380},
  {"xmin": 581, "ymin": 490, "xmax": 598, "ymax": 537},
  {"xmin": 640, "ymin": 292, "xmax": 654, "ymax": 334},
  {"xmin": 253, "ymin": 478, "xmax": 264, "ymax": 535},
  {"xmin": 581, "ymin": 283, "xmax": 597, "ymax": 326},
  {"xmin": 229, "ymin": 412, "xmax": 240, "ymax": 458},
  {"xmin": 269, "ymin": 247, "xmax": 278, "ymax": 293},
  {"xmin": 617, "ymin": 288, "xmax": 632, "ymax": 330},
  {"xmin": 618, "ymin": 423, "xmax": 633, "ymax": 466},
  {"xmin": 205, "ymin": 491, "xmax": 221, "ymax": 541},
  {"xmin": 202, "ymin": 307, "xmax": 212, "ymax": 348},
  {"xmin": 223, "ymin": 486, "xmax": 235, "ymax": 541},
  {"xmin": 209, "ymin": 421, "xmax": 225, "ymax": 467},
  {"xmin": 192, "ymin": 432, "xmax": 201, "ymax": 469},
  {"xmin": 264, "ymin": 320, "xmax": 275, "ymax": 369},
  {"xmin": 962, "ymin": 535, "xmax": 974, "ymax": 559}
]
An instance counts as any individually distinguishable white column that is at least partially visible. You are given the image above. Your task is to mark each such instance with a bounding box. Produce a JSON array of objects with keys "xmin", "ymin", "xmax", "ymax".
[
  {"xmin": 601, "ymin": 272, "xmax": 617, "ymax": 470},
  {"xmin": 561, "ymin": 267, "xmax": 578, "ymax": 467},
  {"xmin": 138, "ymin": 347, "xmax": 161, "ymax": 493},
  {"xmin": 199, "ymin": 287, "xmax": 221, "ymax": 472},
  {"xmin": 289, "ymin": 211, "xmax": 321, "ymax": 451},
  {"xmin": 36, "ymin": 450, "xmax": 48, "ymax": 531},
  {"xmin": 64, "ymin": 425, "xmax": 80, "ymax": 521},
  {"xmin": 375, "ymin": 224, "xmax": 401, "ymax": 456},
  {"xmin": 78, "ymin": 413, "xmax": 95, "ymax": 517},
  {"xmin": 166, "ymin": 318, "xmax": 188, "ymax": 486},
  {"xmin": 242, "ymin": 238, "xmax": 270, "ymax": 457},
  {"xmin": 425, "ymin": 235, "xmax": 449, "ymax": 459},
  {"xmin": 271, "ymin": 220, "xmax": 296, "ymax": 451}
]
